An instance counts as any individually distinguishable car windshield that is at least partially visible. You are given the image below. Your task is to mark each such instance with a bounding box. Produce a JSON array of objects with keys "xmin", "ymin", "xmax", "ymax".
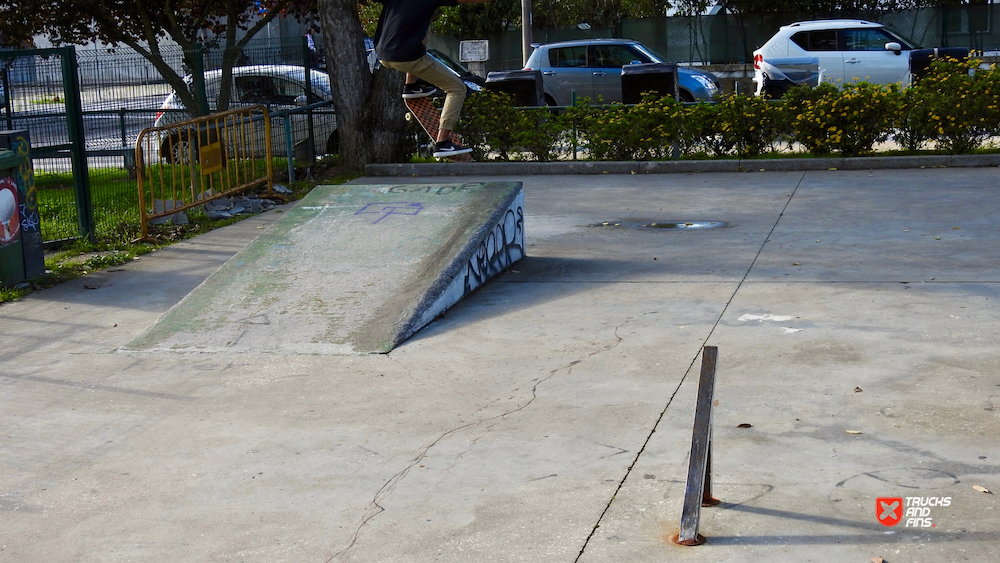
[
  {"xmin": 427, "ymin": 49, "xmax": 471, "ymax": 75},
  {"xmin": 882, "ymin": 28, "xmax": 919, "ymax": 49},
  {"xmin": 631, "ymin": 43, "xmax": 666, "ymax": 63}
]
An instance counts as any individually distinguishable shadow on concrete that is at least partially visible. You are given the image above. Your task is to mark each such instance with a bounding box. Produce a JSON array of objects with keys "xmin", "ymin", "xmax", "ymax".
[
  {"xmin": 14, "ymin": 246, "xmax": 251, "ymax": 311},
  {"xmin": 0, "ymin": 373, "xmax": 196, "ymax": 401},
  {"xmin": 404, "ymin": 254, "xmax": 732, "ymax": 346}
]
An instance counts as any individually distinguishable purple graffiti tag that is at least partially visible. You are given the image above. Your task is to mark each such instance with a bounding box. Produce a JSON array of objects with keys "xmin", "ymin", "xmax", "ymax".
[{"xmin": 354, "ymin": 202, "xmax": 424, "ymax": 224}]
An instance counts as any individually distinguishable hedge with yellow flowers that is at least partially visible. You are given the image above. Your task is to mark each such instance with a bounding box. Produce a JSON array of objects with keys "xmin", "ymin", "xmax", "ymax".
[{"xmin": 455, "ymin": 58, "xmax": 1000, "ymax": 161}]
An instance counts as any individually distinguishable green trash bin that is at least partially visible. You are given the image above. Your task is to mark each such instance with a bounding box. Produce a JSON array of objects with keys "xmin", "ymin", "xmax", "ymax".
[
  {"xmin": 0, "ymin": 129, "xmax": 42, "ymax": 288},
  {"xmin": 0, "ymin": 130, "xmax": 44, "ymax": 280},
  {"xmin": 0, "ymin": 147, "xmax": 26, "ymax": 287}
]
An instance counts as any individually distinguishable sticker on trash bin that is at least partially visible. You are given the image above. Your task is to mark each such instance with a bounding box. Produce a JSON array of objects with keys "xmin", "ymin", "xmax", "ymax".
[{"xmin": 0, "ymin": 177, "xmax": 20, "ymax": 244}]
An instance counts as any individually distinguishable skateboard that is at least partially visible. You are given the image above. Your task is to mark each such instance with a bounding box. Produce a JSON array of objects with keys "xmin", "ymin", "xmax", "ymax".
[{"xmin": 404, "ymin": 97, "xmax": 474, "ymax": 162}]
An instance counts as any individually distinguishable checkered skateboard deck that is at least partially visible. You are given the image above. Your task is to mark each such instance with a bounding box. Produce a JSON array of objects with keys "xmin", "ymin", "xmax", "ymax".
[{"xmin": 404, "ymin": 97, "xmax": 473, "ymax": 162}]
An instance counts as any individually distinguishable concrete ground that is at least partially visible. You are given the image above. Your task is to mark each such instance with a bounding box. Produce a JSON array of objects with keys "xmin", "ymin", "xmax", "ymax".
[{"xmin": 2, "ymin": 167, "xmax": 998, "ymax": 562}]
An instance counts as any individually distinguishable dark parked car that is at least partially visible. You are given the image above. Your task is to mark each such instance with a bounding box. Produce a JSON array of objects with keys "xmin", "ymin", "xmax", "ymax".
[
  {"xmin": 374, "ymin": 48, "xmax": 485, "ymax": 93},
  {"xmin": 427, "ymin": 49, "xmax": 487, "ymax": 91}
]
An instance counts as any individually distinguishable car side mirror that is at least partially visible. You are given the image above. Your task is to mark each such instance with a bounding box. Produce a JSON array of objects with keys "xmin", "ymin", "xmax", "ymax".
[
  {"xmin": 885, "ymin": 42, "xmax": 902, "ymax": 55},
  {"xmin": 629, "ymin": 60, "xmax": 643, "ymax": 65},
  {"xmin": 295, "ymin": 94, "xmax": 308, "ymax": 106}
]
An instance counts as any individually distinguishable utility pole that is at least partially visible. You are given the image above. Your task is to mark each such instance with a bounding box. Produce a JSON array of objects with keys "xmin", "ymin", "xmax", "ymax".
[{"xmin": 521, "ymin": 0, "xmax": 533, "ymax": 65}]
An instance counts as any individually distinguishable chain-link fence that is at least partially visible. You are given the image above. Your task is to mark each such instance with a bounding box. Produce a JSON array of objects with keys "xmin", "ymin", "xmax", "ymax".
[
  {"xmin": 1, "ymin": 37, "xmax": 328, "ymax": 244},
  {"xmin": 2, "ymin": 48, "xmax": 88, "ymax": 242}
]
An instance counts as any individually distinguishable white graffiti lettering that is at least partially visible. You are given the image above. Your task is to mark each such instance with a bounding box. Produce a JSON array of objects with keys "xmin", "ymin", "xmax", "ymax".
[{"xmin": 464, "ymin": 205, "xmax": 524, "ymax": 294}]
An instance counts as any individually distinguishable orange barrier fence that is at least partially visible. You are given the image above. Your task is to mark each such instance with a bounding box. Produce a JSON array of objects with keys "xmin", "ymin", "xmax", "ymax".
[{"xmin": 135, "ymin": 105, "xmax": 277, "ymax": 239}]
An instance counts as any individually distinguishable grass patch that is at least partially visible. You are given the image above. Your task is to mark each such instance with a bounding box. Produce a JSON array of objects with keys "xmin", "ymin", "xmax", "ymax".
[
  {"xmin": 0, "ymin": 286, "xmax": 27, "ymax": 302},
  {"xmin": 35, "ymin": 156, "xmax": 291, "ymax": 242},
  {"xmin": 30, "ymin": 96, "xmax": 64, "ymax": 104}
]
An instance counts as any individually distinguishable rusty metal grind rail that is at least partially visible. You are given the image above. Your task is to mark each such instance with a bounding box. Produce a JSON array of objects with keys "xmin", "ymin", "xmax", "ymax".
[
  {"xmin": 671, "ymin": 345, "xmax": 722, "ymax": 546},
  {"xmin": 134, "ymin": 104, "xmax": 277, "ymax": 240}
]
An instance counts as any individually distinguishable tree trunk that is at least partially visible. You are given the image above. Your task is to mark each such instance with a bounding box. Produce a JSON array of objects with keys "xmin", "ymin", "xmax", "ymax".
[{"xmin": 319, "ymin": 0, "xmax": 410, "ymax": 169}]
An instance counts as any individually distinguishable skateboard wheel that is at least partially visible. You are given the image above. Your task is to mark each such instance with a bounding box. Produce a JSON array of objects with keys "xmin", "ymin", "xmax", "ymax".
[{"xmin": 405, "ymin": 112, "xmax": 413, "ymax": 122}]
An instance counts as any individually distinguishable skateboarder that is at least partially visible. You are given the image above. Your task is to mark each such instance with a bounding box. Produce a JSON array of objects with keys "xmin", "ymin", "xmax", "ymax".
[{"xmin": 372, "ymin": 0, "xmax": 493, "ymax": 158}]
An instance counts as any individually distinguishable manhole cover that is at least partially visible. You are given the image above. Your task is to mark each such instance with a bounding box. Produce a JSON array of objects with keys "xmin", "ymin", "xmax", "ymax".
[{"xmin": 642, "ymin": 221, "xmax": 727, "ymax": 230}]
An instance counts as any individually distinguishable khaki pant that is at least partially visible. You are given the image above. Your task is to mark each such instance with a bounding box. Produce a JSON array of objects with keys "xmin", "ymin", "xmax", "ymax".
[{"xmin": 381, "ymin": 54, "xmax": 466, "ymax": 132}]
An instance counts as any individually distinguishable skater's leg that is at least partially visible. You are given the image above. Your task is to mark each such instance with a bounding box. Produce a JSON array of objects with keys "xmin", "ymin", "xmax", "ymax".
[
  {"xmin": 382, "ymin": 55, "xmax": 465, "ymax": 135},
  {"xmin": 394, "ymin": 55, "xmax": 465, "ymax": 141},
  {"xmin": 380, "ymin": 56, "xmax": 471, "ymax": 156}
]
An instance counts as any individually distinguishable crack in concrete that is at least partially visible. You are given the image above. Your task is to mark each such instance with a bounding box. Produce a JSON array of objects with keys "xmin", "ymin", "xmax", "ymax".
[{"xmin": 327, "ymin": 321, "xmax": 634, "ymax": 561}]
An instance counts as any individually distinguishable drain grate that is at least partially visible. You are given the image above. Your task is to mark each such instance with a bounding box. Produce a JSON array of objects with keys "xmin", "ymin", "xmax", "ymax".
[
  {"xmin": 589, "ymin": 220, "xmax": 727, "ymax": 230},
  {"xmin": 643, "ymin": 221, "xmax": 727, "ymax": 230}
]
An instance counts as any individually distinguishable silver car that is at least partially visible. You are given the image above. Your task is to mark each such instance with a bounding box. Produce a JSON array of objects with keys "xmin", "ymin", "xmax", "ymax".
[
  {"xmin": 523, "ymin": 39, "xmax": 720, "ymax": 105},
  {"xmin": 153, "ymin": 65, "xmax": 337, "ymax": 162}
]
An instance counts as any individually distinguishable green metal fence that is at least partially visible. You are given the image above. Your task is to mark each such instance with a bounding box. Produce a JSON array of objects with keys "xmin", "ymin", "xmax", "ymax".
[{"xmin": 1, "ymin": 47, "xmax": 93, "ymax": 243}]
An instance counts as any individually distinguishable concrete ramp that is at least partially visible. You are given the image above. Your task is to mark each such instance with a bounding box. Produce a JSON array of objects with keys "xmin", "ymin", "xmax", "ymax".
[{"xmin": 127, "ymin": 182, "xmax": 524, "ymax": 354}]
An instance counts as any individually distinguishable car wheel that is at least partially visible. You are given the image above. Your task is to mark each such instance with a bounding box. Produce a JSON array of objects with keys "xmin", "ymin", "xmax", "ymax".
[
  {"xmin": 679, "ymin": 89, "xmax": 695, "ymax": 103},
  {"xmin": 544, "ymin": 94, "xmax": 559, "ymax": 107},
  {"xmin": 163, "ymin": 134, "xmax": 197, "ymax": 164}
]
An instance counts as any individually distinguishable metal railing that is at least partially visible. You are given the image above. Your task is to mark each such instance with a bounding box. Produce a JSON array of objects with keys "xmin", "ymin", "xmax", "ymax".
[
  {"xmin": 275, "ymin": 98, "xmax": 335, "ymax": 182},
  {"xmin": 670, "ymin": 345, "xmax": 721, "ymax": 546},
  {"xmin": 134, "ymin": 104, "xmax": 276, "ymax": 240}
]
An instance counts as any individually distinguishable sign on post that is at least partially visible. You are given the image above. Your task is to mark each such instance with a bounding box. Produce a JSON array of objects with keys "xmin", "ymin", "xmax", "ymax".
[{"xmin": 459, "ymin": 40, "xmax": 490, "ymax": 63}]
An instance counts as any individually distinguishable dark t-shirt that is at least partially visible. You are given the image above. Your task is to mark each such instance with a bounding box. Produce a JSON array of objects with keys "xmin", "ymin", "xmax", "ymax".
[{"xmin": 374, "ymin": 0, "xmax": 459, "ymax": 62}]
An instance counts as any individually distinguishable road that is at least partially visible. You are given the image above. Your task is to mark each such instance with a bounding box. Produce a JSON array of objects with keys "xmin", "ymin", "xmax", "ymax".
[{"xmin": 1, "ymin": 86, "xmax": 170, "ymax": 172}]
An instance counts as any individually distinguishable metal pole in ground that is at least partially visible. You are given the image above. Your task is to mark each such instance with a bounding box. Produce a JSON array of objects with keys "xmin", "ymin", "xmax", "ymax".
[
  {"xmin": 60, "ymin": 46, "xmax": 95, "ymax": 243},
  {"xmin": 302, "ymin": 36, "xmax": 315, "ymax": 160},
  {"xmin": 520, "ymin": 0, "xmax": 533, "ymax": 66},
  {"xmin": 284, "ymin": 115, "xmax": 295, "ymax": 183},
  {"xmin": 671, "ymin": 345, "xmax": 721, "ymax": 546}
]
